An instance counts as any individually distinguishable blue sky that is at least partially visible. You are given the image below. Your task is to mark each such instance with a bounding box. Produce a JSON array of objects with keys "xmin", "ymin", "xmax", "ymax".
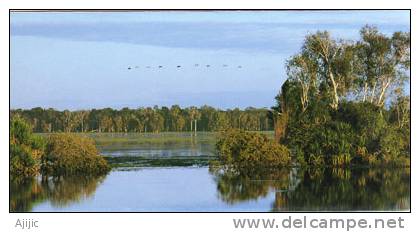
[{"xmin": 10, "ymin": 11, "xmax": 410, "ymax": 110}]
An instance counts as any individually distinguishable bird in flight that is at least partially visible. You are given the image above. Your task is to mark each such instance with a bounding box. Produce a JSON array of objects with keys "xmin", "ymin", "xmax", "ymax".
[{"xmin": 127, "ymin": 64, "xmax": 245, "ymax": 70}]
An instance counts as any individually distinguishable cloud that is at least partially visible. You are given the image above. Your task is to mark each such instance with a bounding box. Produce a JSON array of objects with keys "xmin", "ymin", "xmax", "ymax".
[{"xmin": 11, "ymin": 22, "xmax": 409, "ymax": 54}]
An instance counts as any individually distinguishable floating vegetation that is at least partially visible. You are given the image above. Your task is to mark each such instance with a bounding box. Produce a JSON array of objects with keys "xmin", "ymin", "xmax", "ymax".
[{"xmin": 104, "ymin": 155, "xmax": 216, "ymax": 168}]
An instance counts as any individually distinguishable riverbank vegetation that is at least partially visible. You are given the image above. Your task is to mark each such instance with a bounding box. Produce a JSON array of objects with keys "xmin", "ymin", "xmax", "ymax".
[
  {"xmin": 213, "ymin": 26, "xmax": 410, "ymax": 170},
  {"xmin": 10, "ymin": 116, "xmax": 46, "ymax": 176},
  {"xmin": 43, "ymin": 134, "xmax": 110, "ymax": 176},
  {"xmin": 214, "ymin": 129, "xmax": 291, "ymax": 170},
  {"xmin": 10, "ymin": 116, "xmax": 110, "ymax": 177},
  {"xmin": 273, "ymin": 25, "xmax": 410, "ymax": 167}
]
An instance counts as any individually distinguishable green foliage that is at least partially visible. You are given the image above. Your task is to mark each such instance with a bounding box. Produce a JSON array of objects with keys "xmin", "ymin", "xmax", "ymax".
[
  {"xmin": 275, "ymin": 25, "xmax": 410, "ymax": 167},
  {"xmin": 284, "ymin": 101, "xmax": 409, "ymax": 166},
  {"xmin": 286, "ymin": 119, "xmax": 355, "ymax": 166},
  {"xmin": 10, "ymin": 106, "xmax": 274, "ymax": 133},
  {"xmin": 10, "ymin": 116, "xmax": 46, "ymax": 176},
  {"xmin": 42, "ymin": 134, "xmax": 110, "ymax": 176},
  {"xmin": 378, "ymin": 126, "xmax": 410, "ymax": 166},
  {"xmin": 215, "ymin": 129, "xmax": 291, "ymax": 169}
]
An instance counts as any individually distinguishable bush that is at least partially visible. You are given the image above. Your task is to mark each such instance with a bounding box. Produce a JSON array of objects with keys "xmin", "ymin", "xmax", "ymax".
[
  {"xmin": 286, "ymin": 121, "xmax": 355, "ymax": 166},
  {"xmin": 10, "ymin": 116, "xmax": 46, "ymax": 176},
  {"xmin": 42, "ymin": 134, "xmax": 110, "ymax": 176},
  {"xmin": 378, "ymin": 126, "xmax": 410, "ymax": 166},
  {"xmin": 215, "ymin": 129, "xmax": 291, "ymax": 169},
  {"xmin": 284, "ymin": 101, "xmax": 410, "ymax": 167}
]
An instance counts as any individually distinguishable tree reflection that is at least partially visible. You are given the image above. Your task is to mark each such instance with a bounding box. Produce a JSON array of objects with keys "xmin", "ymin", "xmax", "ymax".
[
  {"xmin": 10, "ymin": 175, "xmax": 106, "ymax": 212},
  {"xmin": 210, "ymin": 167, "xmax": 410, "ymax": 211},
  {"xmin": 210, "ymin": 168, "xmax": 291, "ymax": 204},
  {"xmin": 10, "ymin": 176, "xmax": 47, "ymax": 212}
]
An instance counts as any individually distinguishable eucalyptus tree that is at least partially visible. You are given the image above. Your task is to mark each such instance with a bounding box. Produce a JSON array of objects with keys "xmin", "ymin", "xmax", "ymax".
[
  {"xmin": 120, "ymin": 107, "xmax": 133, "ymax": 133},
  {"xmin": 187, "ymin": 106, "xmax": 201, "ymax": 133},
  {"xmin": 73, "ymin": 110, "xmax": 90, "ymax": 132},
  {"xmin": 286, "ymin": 52, "xmax": 318, "ymax": 112},
  {"xmin": 113, "ymin": 115, "xmax": 124, "ymax": 132},
  {"xmin": 170, "ymin": 105, "xmax": 185, "ymax": 132},
  {"xmin": 302, "ymin": 31, "xmax": 355, "ymax": 110},
  {"xmin": 355, "ymin": 25, "xmax": 410, "ymax": 106},
  {"xmin": 62, "ymin": 110, "xmax": 77, "ymax": 132}
]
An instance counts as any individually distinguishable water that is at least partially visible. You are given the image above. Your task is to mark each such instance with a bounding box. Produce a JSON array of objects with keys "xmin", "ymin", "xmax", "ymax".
[{"xmin": 10, "ymin": 133, "xmax": 410, "ymax": 212}]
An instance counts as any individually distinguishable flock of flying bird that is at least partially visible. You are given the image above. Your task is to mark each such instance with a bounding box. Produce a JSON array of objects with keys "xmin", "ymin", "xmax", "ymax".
[{"xmin": 127, "ymin": 64, "xmax": 243, "ymax": 70}]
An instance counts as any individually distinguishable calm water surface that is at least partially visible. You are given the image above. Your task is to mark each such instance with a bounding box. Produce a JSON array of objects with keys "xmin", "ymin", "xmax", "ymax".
[{"xmin": 10, "ymin": 133, "xmax": 410, "ymax": 212}]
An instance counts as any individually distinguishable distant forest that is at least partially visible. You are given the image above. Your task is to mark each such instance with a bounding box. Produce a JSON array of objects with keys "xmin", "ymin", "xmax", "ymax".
[{"xmin": 10, "ymin": 106, "xmax": 274, "ymax": 133}]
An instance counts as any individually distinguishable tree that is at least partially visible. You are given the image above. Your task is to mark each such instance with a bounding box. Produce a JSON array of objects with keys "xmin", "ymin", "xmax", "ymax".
[
  {"xmin": 302, "ymin": 31, "xmax": 355, "ymax": 109},
  {"xmin": 10, "ymin": 116, "xmax": 45, "ymax": 176},
  {"xmin": 286, "ymin": 52, "xmax": 318, "ymax": 112},
  {"xmin": 355, "ymin": 26, "xmax": 410, "ymax": 106},
  {"xmin": 170, "ymin": 105, "xmax": 185, "ymax": 131},
  {"xmin": 275, "ymin": 25, "xmax": 410, "ymax": 167},
  {"xmin": 11, "ymin": 106, "xmax": 276, "ymax": 133},
  {"xmin": 74, "ymin": 110, "xmax": 90, "ymax": 132}
]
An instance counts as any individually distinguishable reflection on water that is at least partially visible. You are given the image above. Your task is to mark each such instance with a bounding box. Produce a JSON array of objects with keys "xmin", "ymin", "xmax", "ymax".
[
  {"xmin": 101, "ymin": 145, "xmax": 214, "ymax": 157},
  {"xmin": 211, "ymin": 167, "xmax": 410, "ymax": 211},
  {"xmin": 10, "ymin": 175, "xmax": 105, "ymax": 212},
  {"xmin": 11, "ymin": 166, "xmax": 409, "ymax": 212},
  {"xmin": 96, "ymin": 132, "xmax": 216, "ymax": 157},
  {"xmin": 11, "ymin": 133, "xmax": 409, "ymax": 212}
]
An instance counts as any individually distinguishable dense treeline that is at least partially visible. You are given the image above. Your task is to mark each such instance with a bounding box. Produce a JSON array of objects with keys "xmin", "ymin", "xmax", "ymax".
[
  {"xmin": 274, "ymin": 25, "xmax": 410, "ymax": 166},
  {"xmin": 10, "ymin": 106, "xmax": 274, "ymax": 133}
]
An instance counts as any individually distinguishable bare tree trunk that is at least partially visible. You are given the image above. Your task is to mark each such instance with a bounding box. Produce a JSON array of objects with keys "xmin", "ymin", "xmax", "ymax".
[
  {"xmin": 328, "ymin": 72, "xmax": 339, "ymax": 110},
  {"xmin": 377, "ymin": 78, "xmax": 391, "ymax": 106},
  {"xmin": 194, "ymin": 120, "xmax": 197, "ymax": 136},
  {"xmin": 299, "ymin": 80, "xmax": 308, "ymax": 112},
  {"xmin": 362, "ymin": 82, "xmax": 368, "ymax": 102},
  {"xmin": 370, "ymin": 81, "xmax": 377, "ymax": 103}
]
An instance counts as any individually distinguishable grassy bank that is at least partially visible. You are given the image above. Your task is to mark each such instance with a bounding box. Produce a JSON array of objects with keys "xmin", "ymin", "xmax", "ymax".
[{"xmin": 37, "ymin": 131, "xmax": 275, "ymax": 146}]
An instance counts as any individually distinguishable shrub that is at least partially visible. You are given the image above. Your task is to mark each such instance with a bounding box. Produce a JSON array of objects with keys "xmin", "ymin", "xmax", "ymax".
[
  {"xmin": 285, "ymin": 101, "xmax": 410, "ymax": 167},
  {"xmin": 42, "ymin": 134, "xmax": 110, "ymax": 176},
  {"xmin": 215, "ymin": 129, "xmax": 291, "ymax": 169},
  {"xmin": 378, "ymin": 126, "xmax": 410, "ymax": 166},
  {"xmin": 286, "ymin": 121, "xmax": 355, "ymax": 166},
  {"xmin": 10, "ymin": 116, "xmax": 46, "ymax": 176}
]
